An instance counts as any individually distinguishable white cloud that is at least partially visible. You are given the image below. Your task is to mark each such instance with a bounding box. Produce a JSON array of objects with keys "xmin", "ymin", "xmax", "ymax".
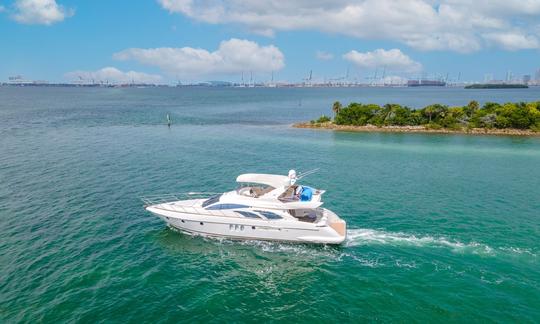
[
  {"xmin": 157, "ymin": 0, "xmax": 540, "ymax": 52},
  {"xmin": 344, "ymin": 49, "xmax": 422, "ymax": 73},
  {"xmin": 113, "ymin": 38, "xmax": 285, "ymax": 77},
  {"xmin": 12, "ymin": 0, "xmax": 73, "ymax": 25},
  {"xmin": 316, "ymin": 51, "xmax": 334, "ymax": 60},
  {"xmin": 483, "ymin": 32, "xmax": 540, "ymax": 50},
  {"xmin": 64, "ymin": 67, "xmax": 163, "ymax": 84}
]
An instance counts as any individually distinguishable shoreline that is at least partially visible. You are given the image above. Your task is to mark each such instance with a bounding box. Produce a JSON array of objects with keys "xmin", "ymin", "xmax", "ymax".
[{"xmin": 293, "ymin": 122, "xmax": 540, "ymax": 136}]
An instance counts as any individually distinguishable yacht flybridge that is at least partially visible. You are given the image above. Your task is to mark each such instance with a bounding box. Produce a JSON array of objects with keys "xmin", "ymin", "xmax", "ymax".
[{"xmin": 142, "ymin": 170, "xmax": 346, "ymax": 244}]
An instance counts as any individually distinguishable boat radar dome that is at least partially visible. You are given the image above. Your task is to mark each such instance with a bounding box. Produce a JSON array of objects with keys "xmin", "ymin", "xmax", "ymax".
[{"xmin": 288, "ymin": 169, "xmax": 297, "ymax": 185}]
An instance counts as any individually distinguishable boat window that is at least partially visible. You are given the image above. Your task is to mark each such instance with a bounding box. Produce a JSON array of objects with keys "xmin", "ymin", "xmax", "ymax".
[
  {"xmin": 206, "ymin": 203, "xmax": 250, "ymax": 210},
  {"xmin": 254, "ymin": 210, "xmax": 283, "ymax": 220},
  {"xmin": 202, "ymin": 194, "xmax": 222, "ymax": 208},
  {"xmin": 235, "ymin": 211, "xmax": 261, "ymax": 218}
]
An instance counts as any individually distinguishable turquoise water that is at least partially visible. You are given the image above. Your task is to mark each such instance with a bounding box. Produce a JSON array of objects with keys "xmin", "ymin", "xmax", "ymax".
[{"xmin": 1, "ymin": 87, "xmax": 539, "ymax": 322}]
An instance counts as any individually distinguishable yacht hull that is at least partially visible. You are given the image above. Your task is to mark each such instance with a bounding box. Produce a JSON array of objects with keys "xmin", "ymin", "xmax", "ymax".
[{"xmin": 146, "ymin": 206, "xmax": 346, "ymax": 244}]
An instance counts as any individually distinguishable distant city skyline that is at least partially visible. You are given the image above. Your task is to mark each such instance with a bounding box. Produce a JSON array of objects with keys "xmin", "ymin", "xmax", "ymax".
[{"xmin": 1, "ymin": 0, "xmax": 540, "ymax": 84}]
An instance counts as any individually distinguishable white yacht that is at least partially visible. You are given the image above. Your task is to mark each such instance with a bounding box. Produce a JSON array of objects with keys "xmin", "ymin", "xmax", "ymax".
[{"xmin": 142, "ymin": 170, "xmax": 346, "ymax": 244}]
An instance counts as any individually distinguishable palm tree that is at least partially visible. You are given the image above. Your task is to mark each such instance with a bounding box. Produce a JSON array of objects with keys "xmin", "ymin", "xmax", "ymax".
[
  {"xmin": 382, "ymin": 104, "xmax": 396, "ymax": 124},
  {"xmin": 423, "ymin": 104, "xmax": 448, "ymax": 123},
  {"xmin": 465, "ymin": 100, "xmax": 480, "ymax": 117},
  {"xmin": 438, "ymin": 105, "xmax": 448, "ymax": 119},
  {"xmin": 332, "ymin": 101, "xmax": 342, "ymax": 119},
  {"xmin": 424, "ymin": 105, "xmax": 436, "ymax": 123}
]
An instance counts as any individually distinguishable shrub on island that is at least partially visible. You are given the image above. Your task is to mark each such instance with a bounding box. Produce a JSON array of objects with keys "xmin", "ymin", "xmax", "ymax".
[
  {"xmin": 311, "ymin": 115, "xmax": 332, "ymax": 124},
  {"xmin": 331, "ymin": 100, "xmax": 540, "ymax": 131}
]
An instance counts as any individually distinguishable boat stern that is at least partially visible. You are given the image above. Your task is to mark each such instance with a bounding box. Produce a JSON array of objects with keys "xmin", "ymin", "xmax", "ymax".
[
  {"xmin": 322, "ymin": 208, "xmax": 347, "ymax": 244},
  {"xmin": 329, "ymin": 218, "xmax": 347, "ymax": 239}
]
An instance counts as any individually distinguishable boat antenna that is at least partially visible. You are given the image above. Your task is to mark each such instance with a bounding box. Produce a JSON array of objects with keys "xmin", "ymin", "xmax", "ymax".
[{"xmin": 296, "ymin": 168, "xmax": 320, "ymax": 180}]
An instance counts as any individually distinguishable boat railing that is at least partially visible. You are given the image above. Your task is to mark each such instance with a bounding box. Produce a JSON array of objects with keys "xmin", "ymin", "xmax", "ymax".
[
  {"xmin": 140, "ymin": 192, "xmax": 218, "ymax": 206},
  {"xmin": 140, "ymin": 193, "xmax": 236, "ymax": 218}
]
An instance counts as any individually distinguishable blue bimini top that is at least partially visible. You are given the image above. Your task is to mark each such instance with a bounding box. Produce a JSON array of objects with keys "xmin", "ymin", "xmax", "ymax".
[{"xmin": 300, "ymin": 186, "xmax": 313, "ymax": 201}]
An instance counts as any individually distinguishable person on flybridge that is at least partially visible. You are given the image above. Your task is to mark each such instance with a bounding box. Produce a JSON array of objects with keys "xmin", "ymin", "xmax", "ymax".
[{"xmin": 283, "ymin": 170, "xmax": 313, "ymax": 202}]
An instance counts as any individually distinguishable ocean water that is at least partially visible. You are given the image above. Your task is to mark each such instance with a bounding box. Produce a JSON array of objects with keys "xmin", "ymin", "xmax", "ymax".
[{"xmin": 1, "ymin": 86, "xmax": 539, "ymax": 322}]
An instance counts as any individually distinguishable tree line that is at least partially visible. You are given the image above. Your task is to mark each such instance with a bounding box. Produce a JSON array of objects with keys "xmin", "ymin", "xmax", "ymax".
[{"xmin": 311, "ymin": 100, "xmax": 540, "ymax": 131}]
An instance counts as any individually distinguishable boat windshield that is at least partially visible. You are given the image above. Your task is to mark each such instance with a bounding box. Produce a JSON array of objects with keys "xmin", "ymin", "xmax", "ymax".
[{"xmin": 202, "ymin": 194, "xmax": 222, "ymax": 208}]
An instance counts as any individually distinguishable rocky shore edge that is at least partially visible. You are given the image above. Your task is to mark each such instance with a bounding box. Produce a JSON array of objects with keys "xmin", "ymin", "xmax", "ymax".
[{"xmin": 293, "ymin": 122, "xmax": 540, "ymax": 136}]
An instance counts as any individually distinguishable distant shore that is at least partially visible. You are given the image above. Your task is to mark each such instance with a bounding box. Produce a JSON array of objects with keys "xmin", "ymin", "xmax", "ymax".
[
  {"xmin": 293, "ymin": 122, "xmax": 540, "ymax": 136},
  {"xmin": 465, "ymin": 83, "xmax": 528, "ymax": 89}
]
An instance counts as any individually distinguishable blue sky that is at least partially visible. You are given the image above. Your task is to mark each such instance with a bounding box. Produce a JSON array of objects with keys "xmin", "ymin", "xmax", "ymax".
[{"xmin": 1, "ymin": 0, "xmax": 540, "ymax": 84}]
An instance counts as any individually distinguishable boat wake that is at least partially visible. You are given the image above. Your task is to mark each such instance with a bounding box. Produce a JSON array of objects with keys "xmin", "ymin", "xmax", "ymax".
[
  {"xmin": 169, "ymin": 226, "xmax": 536, "ymax": 263},
  {"xmin": 345, "ymin": 228, "xmax": 537, "ymax": 258}
]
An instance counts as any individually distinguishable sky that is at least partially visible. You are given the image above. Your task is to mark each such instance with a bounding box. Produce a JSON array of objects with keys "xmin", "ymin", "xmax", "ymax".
[{"xmin": 1, "ymin": 0, "xmax": 540, "ymax": 84}]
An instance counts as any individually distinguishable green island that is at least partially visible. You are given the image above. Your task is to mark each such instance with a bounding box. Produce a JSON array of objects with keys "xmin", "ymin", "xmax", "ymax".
[
  {"xmin": 465, "ymin": 84, "xmax": 529, "ymax": 89},
  {"xmin": 294, "ymin": 100, "xmax": 540, "ymax": 136}
]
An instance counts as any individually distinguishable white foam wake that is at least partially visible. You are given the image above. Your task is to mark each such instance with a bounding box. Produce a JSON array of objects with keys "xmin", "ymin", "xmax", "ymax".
[
  {"xmin": 345, "ymin": 228, "xmax": 537, "ymax": 258},
  {"xmin": 345, "ymin": 228, "xmax": 474, "ymax": 249}
]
